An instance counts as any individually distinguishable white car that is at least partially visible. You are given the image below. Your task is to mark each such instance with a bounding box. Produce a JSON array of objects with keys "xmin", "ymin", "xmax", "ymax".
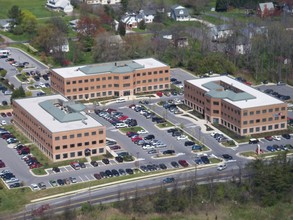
[
  {"xmin": 142, "ymin": 145, "xmax": 155, "ymax": 150},
  {"xmin": 31, "ymin": 183, "xmax": 40, "ymax": 191},
  {"xmin": 115, "ymin": 123, "xmax": 128, "ymax": 128},
  {"xmin": 177, "ymin": 135, "xmax": 188, "ymax": 140},
  {"xmin": 137, "ymin": 129, "xmax": 148, "ymax": 134},
  {"xmin": 273, "ymin": 135, "xmax": 281, "ymax": 141},
  {"xmin": 1, "ymin": 120, "xmax": 7, "ymax": 125},
  {"xmin": 217, "ymin": 164, "xmax": 227, "ymax": 171}
]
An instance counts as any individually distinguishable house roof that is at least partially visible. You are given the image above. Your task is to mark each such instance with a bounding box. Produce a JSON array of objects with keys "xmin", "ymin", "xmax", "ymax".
[
  {"xmin": 171, "ymin": 4, "xmax": 190, "ymax": 17},
  {"xmin": 0, "ymin": 19, "xmax": 13, "ymax": 27},
  {"xmin": 186, "ymin": 76, "xmax": 284, "ymax": 109},
  {"xmin": 259, "ymin": 2, "xmax": 274, "ymax": 12},
  {"xmin": 14, "ymin": 95, "xmax": 102, "ymax": 133}
]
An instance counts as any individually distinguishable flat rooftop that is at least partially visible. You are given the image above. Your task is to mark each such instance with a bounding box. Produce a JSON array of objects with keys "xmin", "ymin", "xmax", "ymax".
[
  {"xmin": 186, "ymin": 76, "xmax": 284, "ymax": 109},
  {"xmin": 14, "ymin": 95, "xmax": 103, "ymax": 133},
  {"xmin": 52, "ymin": 58, "xmax": 168, "ymax": 78}
]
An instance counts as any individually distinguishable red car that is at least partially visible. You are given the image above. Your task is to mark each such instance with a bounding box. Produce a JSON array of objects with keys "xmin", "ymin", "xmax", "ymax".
[
  {"xmin": 265, "ymin": 136, "xmax": 273, "ymax": 141},
  {"xmin": 30, "ymin": 163, "xmax": 43, "ymax": 169},
  {"xmin": 131, "ymin": 136, "xmax": 142, "ymax": 142},
  {"xmin": 118, "ymin": 115, "xmax": 128, "ymax": 121},
  {"xmin": 18, "ymin": 147, "xmax": 30, "ymax": 155},
  {"xmin": 0, "ymin": 160, "xmax": 6, "ymax": 168},
  {"xmin": 178, "ymin": 160, "xmax": 189, "ymax": 167},
  {"xmin": 6, "ymin": 112, "xmax": 12, "ymax": 117},
  {"xmin": 70, "ymin": 162, "xmax": 81, "ymax": 170},
  {"xmin": 2, "ymin": 134, "xmax": 14, "ymax": 140},
  {"xmin": 129, "ymin": 104, "xmax": 136, "ymax": 109},
  {"xmin": 156, "ymin": 91, "xmax": 163, "ymax": 97}
]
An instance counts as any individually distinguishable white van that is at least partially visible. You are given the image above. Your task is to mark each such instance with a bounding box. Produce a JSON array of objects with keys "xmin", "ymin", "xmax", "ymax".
[{"xmin": 116, "ymin": 98, "xmax": 126, "ymax": 103}]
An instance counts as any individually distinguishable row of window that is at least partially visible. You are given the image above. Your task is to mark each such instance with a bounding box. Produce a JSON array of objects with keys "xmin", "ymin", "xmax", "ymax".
[
  {"xmin": 243, "ymin": 115, "xmax": 286, "ymax": 125},
  {"xmin": 243, "ymin": 107, "xmax": 286, "ymax": 116},
  {"xmin": 65, "ymin": 78, "xmax": 169, "ymax": 93},
  {"xmin": 65, "ymin": 70, "xmax": 169, "ymax": 85},
  {"xmin": 242, "ymin": 123, "xmax": 286, "ymax": 134},
  {"xmin": 54, "ymin": 140, "xmax": 103, "ymax": 150},
  {"xmin": 55, "ymin": 148, "xmax": 104, "ymax": 160},
  {"xmin": 54, "ymin": 130, "xmax": 103, "ymax": 141}
]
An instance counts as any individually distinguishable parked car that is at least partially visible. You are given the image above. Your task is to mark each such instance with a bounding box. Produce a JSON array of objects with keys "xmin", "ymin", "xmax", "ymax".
[
  {"xmin": 222, "ymin": 154, "xmax": 233, "ymax": 160},
  {"xmin": 265, "ymin": 136, "xmax": 273, "ymax": 141},
  {"xmin": 249, "ymin": 138, "xmax": 259, "ymax": 144},
  {"xmin": 282, "ymin": 134, "xmax": 291, "ymax": 139},
  {"xmin": 177, "ymin": 135, "xmax": 188, "ymax": 140},
  {"xmin": 102, "ymin": 158, "xmax": 110, "ymax": 164},
  {"xmin": 171, "ymin": 161, "xmax": 179, "ymax": 168},
  {"xmin": 52, "ymin": 167, "xmax": 60, "ymax": 173},
  {"xmin": 90, "ymin": 160, "xmax": 99, "ymax": 167},
  {"xmin": 69, "ymin": 177, "xmax": 77, "ymax": 183},
  {"xmin": 178, "ymin": 160, "xmax": 189, "ymax": 167},
  {"xmin": 115, "ymin": 156, "xmax": 123, "ymax": 163},
  {"xmin": 94, "ymin": 173, "xmax": 102, "ymax": 180},
  {"xmin": 192, "ymin": 145, "xmax": 203, "ymax": 151},
  {"xmin": 200, "ymin": 156, "xmax": 210, "ymax": 164},
  {"xmin": 185, "ymin": 141, "xmax": 195, "ymax": 146},
  {"xmin": 0, "ymin": 160, "xmax": 6, "ymax": 168},
  {"xmin": 144, "ymin": 134, "xmax": 155, "ymax": 140},
  {"xmin": 163, "ymin": 150, "xmax": 175, "ymax": 155},
  {"xmin": 50, "ymin": 180, "xmax": 58, "ymax": 187},
  {"xmin": 70, "ymin": 162, "xmax": 81, "ymax": 170},
  {"xmin": 137, "ymin": 129, "xmax": 148, "ymax": 134},
  {"xmin": 38, "ymin": 182, "xmax": 46, "ymax": 190},
  {"xmin": 273, "ymin": 135, "xmax": 281, "ymax": 141}
]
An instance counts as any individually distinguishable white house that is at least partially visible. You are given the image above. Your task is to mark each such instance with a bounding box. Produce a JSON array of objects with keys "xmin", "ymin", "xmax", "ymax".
[
  {"xmin": 69, "ymin": 19, "xmax": 80, "ymax": 30},
  {"xmin": 211, "ymin": 24, "xmax": 233, "ymax": 42},
  {"xmin": 84, "ymin": 0, "xmax": 121, "ymax": 4},
  {"xmin": 121, "ymin": 10, "xmax": 156, "ymax": 29},
  {"xmin": 46, "ymin": 0, "xmax": 73, "ymax": 13},
  {"xmin": 170, "ymin": 5, "xmax": 191, "ymax": 21},
  {"xmin": 0, "ymin": 19, "xmax": 13, "ymax": 32},
  {"xmin": 50, "ymin": 39, "xmax": 70, "ymax": 53}
]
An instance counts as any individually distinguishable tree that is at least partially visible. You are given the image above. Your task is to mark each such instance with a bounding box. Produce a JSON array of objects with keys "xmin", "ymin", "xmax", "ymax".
[
  {"xmin": 138, "ymin": 20, "xmax": 146, "ymax": 30},
  {"xmin": 121, "ymin": 0, "xmax": 129, "ymax": 13},
  {"xmin": 118, "ymin": 22, "xmax": 126, "ymax": 36},
  {"xmin": 21, "ymin": 10, "xmax": 37, "ymax": 35},
  {"xmin": 215, "ymin": 0, "xmax": 229, "ymax": 12},
  {"xmin": 11, "ymin": 86, "xmax": 26, "ymax": 102},
  {"xmin": 49, "ymin": 17, "xmax": 68, "ymax": 34},
  {"xmin": 7, "ymin": 5, "xmax": 22, "ymax": 26}
]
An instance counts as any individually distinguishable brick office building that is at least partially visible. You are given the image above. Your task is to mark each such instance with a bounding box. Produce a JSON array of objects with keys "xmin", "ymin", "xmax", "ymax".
[
  {"xmin": 184, "ymin": 76, "xmax": 287, "ymax": 136},
  {"xmin": 13, "ymin": 95, "xmax": 106, "ymax": 162},
  {"xmin": 50, "ymin": 58, "xmax": 170, "ymax": 101}
]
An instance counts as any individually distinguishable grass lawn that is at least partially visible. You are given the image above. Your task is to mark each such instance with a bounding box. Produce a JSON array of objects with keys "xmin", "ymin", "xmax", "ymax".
[
  {"xmin": 240, "ymin": 151, "xmax": 257, "ymax": 157},
  {"xmin": 209, "ymin": 158, "xmax": 222, "ymax": 163},
  {"xmin": 119, "ymin": 126, "xmax": 143, "ymax": 133},
  {"xmin": 190, "ymin": 110, "xmax": 204, "ymax": 119},
  {"xmin": 156, "ymin": 122, "xmax": 173, "ymax": 128},
  {"xmin": 0, "ymin": 0, "xmax": 62, "ymax": 19},
  {"xmin": 16, "ymin": 74, "xmax": 28, "ymax": 82},
  {"xmin": 177, "ymin": 104, "xmax": 192, "ymax": 111},
  {"xmin": 41, "ymin": 87, "xmax": 53, "ymax": 95},
  {"xmin": 222, "ymin": 140, "xmax": 236, "ymax": 147}
]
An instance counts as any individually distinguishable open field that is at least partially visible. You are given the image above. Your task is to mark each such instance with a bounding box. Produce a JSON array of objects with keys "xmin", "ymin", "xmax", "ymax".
[{"xmin": 0, "ymin": 0, "xmax": 61, "ymax": 19}]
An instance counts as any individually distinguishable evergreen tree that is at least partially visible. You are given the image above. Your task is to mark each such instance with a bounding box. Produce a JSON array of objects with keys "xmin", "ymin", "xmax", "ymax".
[{"xmin": 118, "ymin": 22, "xmax": 126, "ymax": 36}]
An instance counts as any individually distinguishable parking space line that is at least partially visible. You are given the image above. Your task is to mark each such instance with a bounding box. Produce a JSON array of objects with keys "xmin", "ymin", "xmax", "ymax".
[
  {"xmin": 78, "ymin": 176, "xmax": 84, "ymax": 182},
  {"xmin": 84, "ymin": 175, "xmax": 90, "ymax": 181}
]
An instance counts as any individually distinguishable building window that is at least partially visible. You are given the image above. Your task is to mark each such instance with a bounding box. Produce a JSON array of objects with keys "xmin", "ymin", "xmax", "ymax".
[
  {"xmin": 268, "ymin": 125, "xmax": 273, "ymax": 130},
  {"xmin": 79, "ymin": 95, "xmax": 83, "ymax": 99},
  {"xmin": 114, "ymin": 84, "xmax": 119, "ymax": 87},
  {"xmin": 92, "ymin": 149, "xmax": 97, "ymax": 154},
  {"xmin": 249, "ymin": 120, "xmax": 254, "ymax": 124},
  {"xmin": 96, "ymin": 85, "xmax": 100, "ymax": 89},
  {"xmin": 262, "ymin": 109, "xmax": 267, "ymax": 113},
  {"xmin": 63, "ymin": 145, "xmax": 67, "ymax": 149},
  {"xmin": 281, "ymin": 107, "xmax": 286, "ymax": 111},
  {"xmin": 92, "ymin": 141, "xmax": 97, "ymax": 145},
  {"xmin": 55, "ymin": 136, "xmax": 60, "ymax": 141},
  {"xmin": 77, "ymin": 133, "xmax": 82, "ymax": 137},
  {"xmin": 70, "ymin": 134, "xmax": 74, "ymax": 139},
  {"xmin": 72, "ymin": 81, "xmax": 76, "ymax": 84},
  {"xmin": 243, "ymin": 129, "xmax": 247, "ymax": 134},
  {"xmin": 85, "ymin": 87, "xmax": 89, "ymax": 91},
  {"xmin": 114, "ymin": 76, "xmax": 119, "ymax": 80},
  {"xmin": 70, "ymin": 152, "xmax": 75, "ymax": 158},
  {"xmin": 78, "ymin": 80, "xmax": 82, "ymax": 83},
  {"xmin": 92, "ymin": 131, "xmax": 96, "ymax": 135},
  {"xmin": 243, "ymin": 121, "xmax": 247, "ymax": 125},
  {"xmin": 66, "ymin": 89, "xmax": 71, "ymax": 93},
  {"xmin": 55, "ymin": 146, "xmax": 60, "ymax": 150},
  {"xmin": 165, "ymin": 70, "xmax": 169, "ymax": 73},
  {"xmin": 148, "ymin": 79, "xmax": 152, "ymax": 83},
  {"xmin": 256, "ymin": 127, "xmax": 260, "ymax": 132},
  {"xmin": 108, "ymin": 76, "xmax": 112, "ymax": 80},
  {"xmin": 256, "ymin": 119, "xmax": 260, "ymax": 123},
  {"xmin": 70, "ymin": 144, "xmax": 75, "ymax": 148},
  {"xmin": 96, "ymin": 78, "xmax": 100, "ymax": 81},
  {"xmin": 84, "ymin": 132, "xmax": 89, "ymax": 137},
  {"xmin": 99, "ymin": 140, "xmax": 104, "ymax": 144},
  {"xmin": 274, "ymin": 124, "xmax": 279, "ymax": 129},
  {"xmin": 102, "ymin": 77, "xmax": 106, "ymax": 81},
  {"xmin": 213, "ymin": 110, "xmax": 219, "ymax": 114},
  {"xmin": 269, "ymin": 109, "xmax": 273, "ymax": 112},
  {"xmin": 142, "ymin": 80, "xmax": 146, "ymax": 83},
  {"xmin": 268, "ymin": 117, "xmax": 273, "ymax": 121},
  {"xmin": 250, "ymin": 111, "xmax": 254, "ymax": 115},
  {"xmin": 99, "ymin": 130, "xmax": 103, "ymax": 136},
  {"xmin": 90, "ymin": 79, "xmax": 94, "ymax": 82},
  {"xmin": 213, "ymin": 101, "xmax": 219, "ymax": 105},
  {"xmin": 262, "ymin": 118, "xmax": 267, "ymax": 122},
  {"xmin": 281, "ymin": 123, "xmax": 285, "ymax": 128},
  {"xmin": 55, "ymin": 155, "xmax": 60, "ymax": 160},
  {"xmin": 243, "ymin": 111, "xmax": 248, "ymax": 116},
  {"xmin": 77, "ymin": 143, "xmax": 82, "ymax": 147},
  {"xmin": 123, "ymin": 76, "xmax": 130, "ymax": 80},
  {"xmin": 99, "ymin": 148, "xmax": 104, "ymax": 153},
  {"xmin": 102, "ymin": 92, "xmax": 106, "ymax": 96},
  {"xmin": 78, "ymin": 151, "xmax": 82, "ymax": 156},
  {"xmin": 262, "ymin": 126, "xmax": 266, "ymax": 131},
  {"xmin": 256, "ymin": 111, "xmax": 260, "ymax": 114},
  {"xmin": 275, "ymin": 108, "xmax": 279, "ymax": 112},
  {"xmin": 148, "ymin": 86, "xmax": 152, "ymax": 90},
  {"xmin": 123, "ymin": 83, "xmax": 130, "ymax": 87},
  {"xmin": 108, "ymin": 84, "xmax": 112, "ymax": 88},
  {"xmin": 249, "ymin": 128, "xmax": 254, "ymax": 133},
  {"xmin": 85, "ymin": 142, "xmax": 89, "ymax": 146},
  {"xmin": 96, "ymin": 92, "xmax": 100, "ymax": 97},
  {"xmin": 63, "ymin": 153, "xmax": 68, "ymax": 159},
  {"xmin": 102, "ymin": 85, "xmax": 106, "ymax": 88},
  {"xmin": 66, "ymin": 81, "xmax": 70, "ymax": 85},
  {"xmin": 84, "ymin": 79, "xmax": 88, "ymax": 83},
  {"xmin": 62, "ymin": 135, "xmax": 67, "ymax": 140}
]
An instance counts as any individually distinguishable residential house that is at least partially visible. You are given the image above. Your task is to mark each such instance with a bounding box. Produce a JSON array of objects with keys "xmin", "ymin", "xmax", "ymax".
[
  {"xmin": 121, "ymin": 10, "xmax": 156, "ymax": 29},
  {"xmin": 0, "ymin": 19, "xmax": 13, "ymax": 32},
  {"xmin": 170, "ymin": 5, "xmax": 191, "ymax": 21},
  {"xmin": 69, "ymin": 19, "xmax": 79, "ymax": 31},
  {"xmin": 211, "ymin": 24, "xmax": 233, "ymax": 42},
  {"xmin": 46, "ymin": 0, "xmax": 73, "ymax": 13},
  {"xmin": 257, "ymin": 2, "xmax": 275, "ymax": 17},
  {"xmin": 83, "ymin": 0, "xmax": 121, "ymax": 4},
  {"xmin": 50, "ymin": 39, "xmax": 70, "ymax": 53}
]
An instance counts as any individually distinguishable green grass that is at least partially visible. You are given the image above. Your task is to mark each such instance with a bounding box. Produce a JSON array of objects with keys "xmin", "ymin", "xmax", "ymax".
[
  {"xmin": 222, "ymin": 140, "xmax": 236, "ymax": 147},
  {"xmin": 41, "ymin": 87, "xmax": 53, "ymax": 95},
  {"xmin": 0, "ymin": 0, "xmax": 62, "ymax": 19},
  {"xmin": 119, "ymin": 126, "xmax": 143, "ymax": 133},
  {"xmin": 209, "ymin": 158, "xmax": 222, "ymax": 163},
  {"xmin": 190, "ymin": 110, "xmax": 204, "ymax": 119},
  {"xmin": 16, "ymin": 74, "xmax": 28, "ymax": 82},
  {"xmin": 3, "ymin": 125, "xmax": 30, "ymax": 144},
  {"xmin": 177, "ymin": 104, "xmax": 192, "ymax": 111},
  {"xmin": 156, "ymin": 122, "xmax": 173, "ymax": 128},
  {"xmin": 200, "ymin": 14, "xmax": 224, "ymax": 25}
]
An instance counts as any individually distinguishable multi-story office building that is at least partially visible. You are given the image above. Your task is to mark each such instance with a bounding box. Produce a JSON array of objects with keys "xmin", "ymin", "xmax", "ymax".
[
  {"xmin": 184, "ymin": 76, "xmax": 287, "ymax": 136},
  {"xmin": 50, "ymin": 58, "xmax": 170, "ymax": 101},
  {"xmin": 13, "ymin": 95, "xmax": 106, "ymax": 162}
]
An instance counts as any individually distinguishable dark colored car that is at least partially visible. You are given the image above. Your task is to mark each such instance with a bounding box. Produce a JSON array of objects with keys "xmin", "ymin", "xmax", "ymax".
[
  {"xmin": 94, "ymin": 173, "xmax": 102, "ymax": 180},
  {"xmin": 171, "ymin": 161, "xmax": 179, "ymax": 168},
  {"xmin": 9, "ymin": 182, "xmax": 21, "ymax": 188},
  {"xmin": 52, "ymin": 167, "xmax": 60, "ymax": 172},
  {"xmin": 100, "ymin": 171, "xmax": 106, "ymax": 178},
  {"xmin": 123, "ymin": 168, "xmax": 132, "ymax": 175},
  {"xmin": 159, "ymin": 163, "xmax": 167, "ymax": 170},
  {"xmin": 178, "ymin": 160, "xmax": 189, "ymax": 167},
  {"xmin": 102, "ymin": 158, "xmax": 110, "ymax": 164},
  {"xmin": 172, "ymin": 131, "xmax": 182, "ymax": 137},
  {"xmin": 118, "ymin": 169, "xmax": 126, "ymax": 176},
  {"xmin": 126, "ymin": 131, "xmax": 138, "ymax": 137},
  {"xmin": 167, "ymin": 128, "xmax": 179, "ymax": 133},
  {"xmin": 249, "ymin": 138, "xmax": 259, "ymax": 144},
  {"xmin": 57, "ymin": 179, "xmax": 64, "ymax": 185},
  {"xmin": 140, "ymin": 165, "xmax": 149, "ymax": 172},
  {"xmin": 90, "ymin": 161, "xmax": 99, "ymax": 167},
  {"xmin": 265, "ymin": 136, "xmax": 273, "ymax": 141},
  {"xmin": 222, "ymin": 154, "xmax": 233, "ymax": 160},
  {"xmin": 163, "ymin": 150, "xmax": 175, "ymax": 155},
  {"xmin": 79, "ymin": 162, "xmax": 86, "ymax": 168},
  {"xmin": 105, "ymin": 170, "xmax": 113, "ymax": 177},
  {"xmin": 184, "ymin": 141, "xmax": 195, "ymax": 146},
  {"xmin": 115, "ymin": 156, "xmax": 123, "ymax": 163},
  {"xmin": 282, "ymin": 134, "xmax": 291, "ymax": 139},
  {"xmin": 0, "ymin": 160, "xmax": 6, "ymax": 168},
  {"xmin": 144, "ymin": 134, "xmax": 155, "ymax": 140},
  {"xmin": 163, "ymin": 177, "xmax": 175, "ymax": 183},
  {"xmin": 111, "ymin": 169, "xmax": 120, "ymax": 177},
  {"xmin": 200, "ymin": 156, "xmax": 210, "ymax": 164}
]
